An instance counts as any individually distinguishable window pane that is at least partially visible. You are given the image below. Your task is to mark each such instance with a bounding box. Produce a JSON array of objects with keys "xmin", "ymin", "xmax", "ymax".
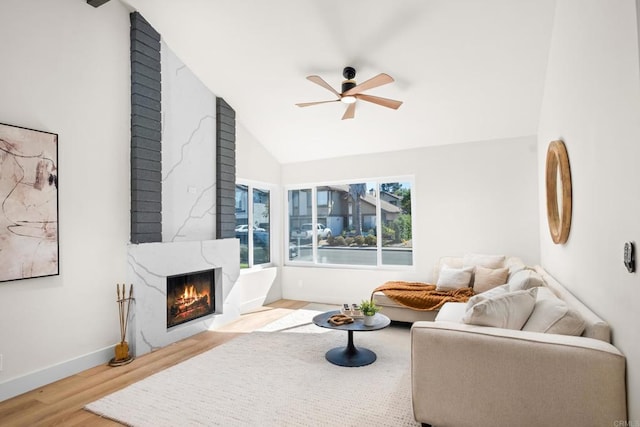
[
  {"xmin": 380, "ymin": 182, "xmax": 413, "ymax": 266},
  {"xmin": 235, "ymin": 184, "xmax": 249, "ymax": 268},
  {"xmin": 285, "ymin": 179, "xmax": 413, "ymax": 268},
  {"xmin": 319, "ymin": 183, "xmax": 376, "ymax": 266},
  {"xmin": 253, "ymin": 188, "xmax": 270, "ymax": 265},
  {"xmin": 317, "ymin": 190, "xmax": 328, "ymax": 207},
  {"xmin": 288, "ymin": 189, "xmax": 312, "ymax": 262}
]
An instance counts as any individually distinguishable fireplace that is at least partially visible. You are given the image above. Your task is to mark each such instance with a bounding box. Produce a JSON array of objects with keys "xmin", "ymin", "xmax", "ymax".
[{"xmin": 166, "ymin": 269, "xmax": 215, "ymax": 328}]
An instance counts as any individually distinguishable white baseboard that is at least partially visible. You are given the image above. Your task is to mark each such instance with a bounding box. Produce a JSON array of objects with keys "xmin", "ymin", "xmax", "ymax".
[{"xmin": 0, "ymin": 345, "xmax": 113, "ymax": 402}]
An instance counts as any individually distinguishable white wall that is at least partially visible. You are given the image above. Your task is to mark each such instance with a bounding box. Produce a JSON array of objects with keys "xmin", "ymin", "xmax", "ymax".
[
  {"xmin": 538, "ymin": 0, "xmax": 640, "ymax": 419},
  {"xmin": 0, "ymin": 0, "xmax": 131, "ymax": 400},
  {"xmin": 281, "ymin": 136, "xmax": 540, "ymax": 304},
  {"xmin": 237, "ymin": 123, "xmax": 281, "ymax": 185},
  {"xmin": 236, "ymin": 123, "xmax": 284, "ymax": 305}
]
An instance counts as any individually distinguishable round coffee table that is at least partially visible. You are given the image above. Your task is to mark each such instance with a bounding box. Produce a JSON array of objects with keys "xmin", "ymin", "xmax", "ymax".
[{"xmin": 312, "ymin": 310, "xmax": 391, "ymax": 367}]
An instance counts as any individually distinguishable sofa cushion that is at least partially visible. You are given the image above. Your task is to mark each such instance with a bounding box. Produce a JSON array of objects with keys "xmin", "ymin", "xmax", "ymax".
[
  {"xmin": 462, "ymin": 288, "xmax": 538, "ymax": 330},
  {"xmin": 465, "ymin": 284, "xmax": 511, "ymax": 308},
  {"xmin": 433, "ymin": 256, "xmax": 522, "ymax": 284},
  {"xmin": 462, "ymin": 253, "xmax": 506, "ymax": 269},
  {"xmin": 508, "ymin": 269, "xmax": 544, "ymax": 291},
  {"xmin": 436, "ymin": 265, "xmax": 474, "ymax": 291},
  {"xmin": 506, "ymin": 259, "xmax": 527, "ymax": 276},
  {"xmin": 434, "ymin": 302, "xmax": 467, "ymax": 322},
  {"xmin": 473, "ymin": 266, "xmax": 509, "ymax": 293},
  {"xmin": 523, "ymin": 288, "xmax": 586, "ymax": 336},
  {"xmin": 535, "ymin": 266, "xmax": 611, "ymax": 342}
]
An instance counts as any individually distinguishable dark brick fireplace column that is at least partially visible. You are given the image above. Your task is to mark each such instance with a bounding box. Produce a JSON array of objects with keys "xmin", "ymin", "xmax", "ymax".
[{"xmin": 129, "ymin": 12, "xmax": 237, "ymax": 244}]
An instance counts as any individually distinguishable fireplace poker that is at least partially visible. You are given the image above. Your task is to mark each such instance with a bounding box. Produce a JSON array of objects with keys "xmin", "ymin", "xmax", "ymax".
[
  {"xmin": 122, "ymin": 284, "xmax": 133, "ymax": 343},
  {"xmin": 117, "ymin": 284, "xmax": 124, "ymax": 342}
]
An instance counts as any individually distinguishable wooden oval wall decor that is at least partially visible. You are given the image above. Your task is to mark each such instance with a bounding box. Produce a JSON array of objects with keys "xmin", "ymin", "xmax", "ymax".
[{"xmin": 546, "ymin": 140, "xmax": 572, "ymax": 244}]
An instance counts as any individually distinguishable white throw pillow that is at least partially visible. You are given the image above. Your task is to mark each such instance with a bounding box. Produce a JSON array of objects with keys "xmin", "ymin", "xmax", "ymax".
[
  {"xmin": 436, "ymin": 265, "xmax": 474, "ymax": 291},
  {"xmin": 473, "ymin": 266, "xmax": 509, "ymax": 293},
  {"xmin": 462, "ymin": 288, "xmax": 538, "ymax": 330},
  {"xmin": 462, "ymin": 253, "xmax": 506, "ymax": 269},
  {"xmin": 535, "ymin": 286, "xmax": 557, "ymax": 300},
  {"xmin": 508, "ymin": 269, "xmax": 544, "ymax": 291},
  {"xmin": 465, "ymin": 284, "xmax": 511, "ymax": 309},
  {"xmin": 523, "ymin": 292, "xmax": 586, "ymax": 336},
  {"xmin": 508, "ymin": 262, "xmax": 527, "ymax": 276},
  {"xmin": 435, "ymin": 302, "xmax": 468, "ymax": 322}
]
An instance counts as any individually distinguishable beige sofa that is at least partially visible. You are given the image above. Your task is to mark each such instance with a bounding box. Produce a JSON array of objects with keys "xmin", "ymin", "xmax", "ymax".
[
  {"xmin": 372, "ymin": 256, "xmax": 524, "ymax": 323},
  {"xmin": 411, "ymin": 265, "xmax": 627, "ymax": 427}
]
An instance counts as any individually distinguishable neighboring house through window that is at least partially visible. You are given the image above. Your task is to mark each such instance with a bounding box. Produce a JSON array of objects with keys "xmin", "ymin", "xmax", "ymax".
[{"xmin": 287, "ymin": 178, "xmax": 413, "ymax": 267}]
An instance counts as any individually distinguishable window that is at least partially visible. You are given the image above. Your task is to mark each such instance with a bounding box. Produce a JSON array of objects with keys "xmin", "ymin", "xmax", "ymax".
[
  {"xmin": 236, "ymin": 183, "xmax": 271, "ymax": 268},
  {"xmin": 286, "ymin": 179, "xmax": 413, "ymax": 267},
  {"xmin": 317, "ymin": 190, "xmax": 328, "ymax": 207}
]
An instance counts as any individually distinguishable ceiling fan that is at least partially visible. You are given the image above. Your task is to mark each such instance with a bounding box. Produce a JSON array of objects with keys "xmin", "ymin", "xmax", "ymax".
[{"xmin": 296, "ymin": 66, "xmax": 403, "ymax": 120}]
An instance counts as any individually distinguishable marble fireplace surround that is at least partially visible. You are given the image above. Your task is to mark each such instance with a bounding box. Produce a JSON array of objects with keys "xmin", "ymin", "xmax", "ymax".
[{"xmin": 127, "ymin": 239, "xmax": 240, "ymax": 356}]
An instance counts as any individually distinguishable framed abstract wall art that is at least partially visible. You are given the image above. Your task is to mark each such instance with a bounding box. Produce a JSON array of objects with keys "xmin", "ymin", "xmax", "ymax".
[{"xmin": 0, "ymin": 123, "xmax": 58, "ymax": 282}]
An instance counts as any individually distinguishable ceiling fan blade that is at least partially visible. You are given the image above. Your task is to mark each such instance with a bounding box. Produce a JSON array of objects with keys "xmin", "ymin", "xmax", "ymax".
[
  {"xmin": 341, "ymin": 103, "xmax": 356, "ymax": 120},
  {"xmin": 306, "ymin": 75, "xmax": 340, "ymax": 97},
  {"xmin": 343, "ymin": 73, "xmax": 394, "ymax": 95},
  {"xmin": 355, "ymin": 94, "xmax": 403, "ymax": 110},
  {"xmin": 296, "ymin": 100, "xmax": 339, "ymax": 107}
]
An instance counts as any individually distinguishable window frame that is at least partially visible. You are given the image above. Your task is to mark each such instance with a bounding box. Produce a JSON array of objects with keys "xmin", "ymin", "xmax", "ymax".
[
  {"xmin": 284, "ymin": 176, "xmax": 415, "ymax": 270},
  {"xmin": 236, "ymin": 180, "xmax": 275, "ymax": 270}
]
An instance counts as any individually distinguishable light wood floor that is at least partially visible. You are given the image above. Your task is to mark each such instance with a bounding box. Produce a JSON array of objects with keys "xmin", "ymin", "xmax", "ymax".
[{"xmin": 0, "ymin": 300, "xmax": 309, "ymax": 427}]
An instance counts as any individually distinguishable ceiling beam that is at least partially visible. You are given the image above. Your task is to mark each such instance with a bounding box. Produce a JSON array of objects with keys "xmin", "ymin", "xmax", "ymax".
[{"xmin": 86, "ymin": 0, "xmax": 111, "ymax": 7}]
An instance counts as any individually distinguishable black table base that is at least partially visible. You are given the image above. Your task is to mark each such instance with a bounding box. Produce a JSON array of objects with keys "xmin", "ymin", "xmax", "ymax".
[
  {"xmin": 325, "ymin": 330, "xmax": 376, "ymax": 367},
  {"xmin": 312, "ymin": 310, "xmax": 390, "ymax": 367}
]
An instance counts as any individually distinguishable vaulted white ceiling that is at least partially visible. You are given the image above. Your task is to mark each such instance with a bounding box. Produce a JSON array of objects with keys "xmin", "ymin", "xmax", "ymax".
[{"xmin": 122, "ymin": 0, "xmax": 557, "ymax": 164}]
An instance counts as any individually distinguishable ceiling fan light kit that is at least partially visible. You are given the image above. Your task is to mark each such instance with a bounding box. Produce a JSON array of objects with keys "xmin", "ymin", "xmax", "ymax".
[{"xmin": 296, "ymin": 66, "xmax": 403, "ymax": 120}]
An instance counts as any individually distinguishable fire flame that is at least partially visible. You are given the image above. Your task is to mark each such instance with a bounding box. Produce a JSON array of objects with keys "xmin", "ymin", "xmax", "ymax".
[
  {"xmin": 182, "ymin": 285, "xmax": 198, "ymax": 300},
  {"xmin": 175, "ymin": 285, "xmax": 209, "ymax": 304}
]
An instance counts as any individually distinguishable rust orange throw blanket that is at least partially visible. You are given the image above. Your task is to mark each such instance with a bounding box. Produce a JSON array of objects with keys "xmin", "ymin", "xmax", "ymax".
[{"xmin": 372, "ymin": 281, "xmax": 474, "ymax": 311}]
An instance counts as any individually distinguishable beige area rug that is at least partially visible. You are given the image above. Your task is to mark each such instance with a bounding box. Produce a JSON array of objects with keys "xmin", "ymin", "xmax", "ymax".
[{"xmin": 85, "ymin": 306, "xmax": 420, "ymax": 426}]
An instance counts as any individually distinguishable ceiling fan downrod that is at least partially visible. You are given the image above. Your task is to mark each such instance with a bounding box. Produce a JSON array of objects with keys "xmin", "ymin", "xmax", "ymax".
[{"xmin": 342, "ymin": 66, "xmax": 357, "ymax": 93}]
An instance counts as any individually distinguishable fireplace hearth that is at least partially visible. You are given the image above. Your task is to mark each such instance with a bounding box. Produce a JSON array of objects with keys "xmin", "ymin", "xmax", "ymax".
[{"xmin": 167, "ymin": 269, "xmax": 215, "ymax": 328}]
